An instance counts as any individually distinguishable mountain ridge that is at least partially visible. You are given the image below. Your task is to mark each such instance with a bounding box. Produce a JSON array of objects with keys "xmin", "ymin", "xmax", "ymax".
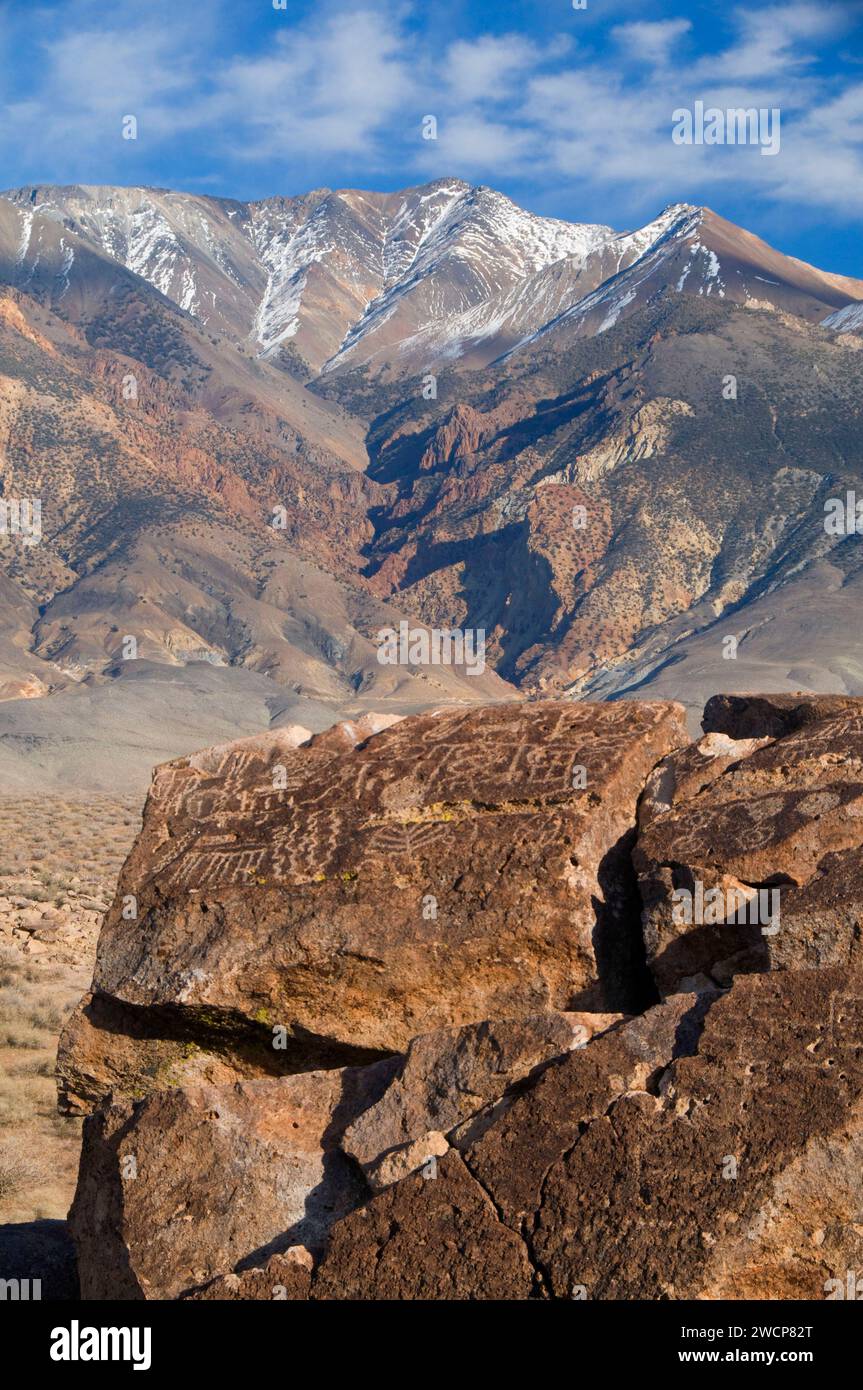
[
  {"xmin": 1, "ymin": 178, "xmax": 862, "ymax": 789},
  {"xmin": 5, "ymin": 180, "xmax": 860, "ymax": 383}
]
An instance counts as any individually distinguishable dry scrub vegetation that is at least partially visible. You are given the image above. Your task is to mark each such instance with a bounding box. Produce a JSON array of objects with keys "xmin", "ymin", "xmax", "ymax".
[{"xmin": 0, "ymin": 796, "xmax": 140, "ymax": 1222}]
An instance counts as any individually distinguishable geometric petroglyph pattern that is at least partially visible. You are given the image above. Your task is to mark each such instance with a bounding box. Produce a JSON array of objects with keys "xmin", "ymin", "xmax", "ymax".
[
  {"xmin": 68, "ymin": 699, "xmax": 690, "ymax": 1077},
  {"xmin": 133, "ymin": 700, "xmax": 684, "ymax": 895}
]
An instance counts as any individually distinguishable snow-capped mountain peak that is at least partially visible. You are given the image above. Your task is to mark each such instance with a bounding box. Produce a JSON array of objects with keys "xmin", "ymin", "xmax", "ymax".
[
  {"xmin": 0, "ymin": 180, "xmax": 620, "ymax": 373},
  {"xmin": 2, "ymin": 182, "xmax": 861, "ymax": 377}
]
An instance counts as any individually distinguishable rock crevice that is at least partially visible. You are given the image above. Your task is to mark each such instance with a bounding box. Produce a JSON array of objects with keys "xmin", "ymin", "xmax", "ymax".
[{"xmin": 61, "ymin": 693, "xmax": 863, "ymax": 1299}]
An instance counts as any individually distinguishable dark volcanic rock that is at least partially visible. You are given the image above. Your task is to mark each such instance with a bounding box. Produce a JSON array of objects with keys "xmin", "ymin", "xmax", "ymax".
[
  {"xmin": 528, "ymin": 969, "xmax": 863, "ymax": 1299},
  {"xmin": 341, "ymin": 1010, "xmax": 621, "ymax": 1188},
  {"xmin": 462, "ymin": 992, "xmax": 711, "ymax": 1233},
  {"xmin": 312, "ymin": 1151, "xmax": 537, "ymax": 1300},
  {"xmin": 67, "ymin": 1008, "xmax": 624, "ymax": 1297},
  {"xmin": 310, "ymin": 994, "xmax": 708, "ymax": 1300},
  {"xmin": 637, "ymin": 730, "xmax": 773, "ymax": 831},
  {"xmin": 59, "ymin": 701, "xmax": 686, "ymax": 1111},
  {"xmin": 184, "ymin": 1249, "xmax": 312, "ymax": 1301},
  {"xmin": 314, "ymin": 969, "xmax": 863, "ymax": 1301},
  {"xmin": 61, "ymin": 693, "xmax": 863, "ymax": 1301},
  {"xmin": 702, "ymin": 692, "xmax": 863, "ymax": 740}
]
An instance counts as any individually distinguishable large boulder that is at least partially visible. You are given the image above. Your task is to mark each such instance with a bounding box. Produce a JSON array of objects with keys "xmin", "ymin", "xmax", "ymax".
[
  {"xmin": 67, "ymin": 1009, "xmax": 618, "ymax": 1298},
  {"xmin": 57, "ymin": 694, "xmax": 863, "ymax": 1301},
  {"xmin": 313, "ymin": 968, "xmax": 863, "ymax": 1300},
  {"xmin": 58, "ymin": 701, "xmax": 686, "ymax": 1111},
  {"xmin": 636, "ymin": 702, "xmax": 863, "ymax": 994},
  {"xmin": 68, "ymin": 1060, "xmax": 395, "ymax": 1300},
  {"xmin": 702, "ymin": 692, "xmax": 863, "ymax": 740}
]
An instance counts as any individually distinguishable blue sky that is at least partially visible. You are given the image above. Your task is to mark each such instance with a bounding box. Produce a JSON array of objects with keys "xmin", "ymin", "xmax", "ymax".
[{"xmin": 2, "ymin": 0, "xmax": 862, "ymax": 273}]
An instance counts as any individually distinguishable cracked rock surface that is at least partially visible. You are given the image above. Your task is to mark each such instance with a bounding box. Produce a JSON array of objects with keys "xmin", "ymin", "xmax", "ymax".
[
  {"xmin": 58, "ymin": 700, "xmax": 686, "ymax": 1112},
  {"xmin": 341, "ymin": 1010, "xmax": 621, "ymax": 1186},
  {"xmin": 60, "ymin": 694, "xmax": 863, "ymax": 1299},
  {"xmin": 69, "ymin": 1061, "xmax": 395, "ymax": 1299},
  {"xmin": 312, "ymin": 970, "xmax": 863, "ymax": 1300},
  {"xmin": 636, "ymin": 703, "xmax": 863, "ymax": 993}
]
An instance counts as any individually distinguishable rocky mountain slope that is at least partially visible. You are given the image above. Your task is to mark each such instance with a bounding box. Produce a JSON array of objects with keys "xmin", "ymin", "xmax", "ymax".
[
  {"xmin": 0, "ymin": 181, "xmax": 616, "ymax": 375},
  {"xmin": 0, "ymin": 179, "xmax": 862, "ymax": 788},
  {"xmin": 48, "ymin": 694, "xmax": 863, "ymax": 1299},
  {"xmin": 354, "ymin": 293, "xmax": 863, "ymax": 703},
  {"xmin": 5, "ymin": 182, "xmax": 860, "ymax": 376},
  {"xmin": 0, "ymin": 215, "xmax": 513, "ymax": 788}
]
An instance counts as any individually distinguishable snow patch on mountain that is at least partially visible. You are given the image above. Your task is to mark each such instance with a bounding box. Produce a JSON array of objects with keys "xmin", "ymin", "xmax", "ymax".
[
  {"xmin": 611, "ymin": 203, "xmax": 700, "ymax": 269},
  {"xmin": 249, "ymin": 204, "xmax": 333, "ymax": 353},
  {"xmin": 15, "ymin": 207, "xmax": 37, "ymax": 266},
  {"xmin": 598, "ymin": 289, "xmax": 637, "ymax": 333},
  {"xmin": 506, "ymin": 204, "xmax": 704, "ymax": 354},
  {"xmin": 323, "ymin": 184, "xmax": 614, "ymax": 371},
  {"xmin": 57, "ymin": 237, "xmax": 75, "ymax": 297},
  {"xmin": 4, "ymin": 183, "xmax": 860, "ymax": 377},
  {"xmin": 124, "ymin": 205, "xmax": 183, "ymax": 297},
  {"xmin": 822, "ymin": 301, "xmax": 863, "ymax": 332},
  {"xmin": 690, "ymin": 242, "xmax": 725, "ymax": 296}
]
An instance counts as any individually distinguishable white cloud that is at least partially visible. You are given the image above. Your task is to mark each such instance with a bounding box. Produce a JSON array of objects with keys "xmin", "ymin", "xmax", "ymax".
[
  {"xmin": 444, "ymin": 35, "xmax": 544, "ymax": 104},
  {"xmin": 420, "ymin": 114, "xmax": 537, "ymax": 177},
  {"xmin": 430, "ymin": 5, "xmax": 863, "ymax": 220},
  {"xmin": 0, "ymin": 0, "xmax": 860, "ymax": 225},
  {"xmin": 714, "ymin": 2, "xmax": 851, "ymax": 79},
  {"xmin": 217, "ymin": 11, "xmax": 413, "ymax": 159},
  {"xmin": 612, "ymin": 19, "xmax": 692, "ymax": 68}
]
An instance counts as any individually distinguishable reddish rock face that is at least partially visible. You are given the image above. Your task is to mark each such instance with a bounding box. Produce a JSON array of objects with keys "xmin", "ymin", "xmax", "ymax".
[
  {"xmin": 341, "ymin": 1011, "xmax": 621, "ymax": 1188},
  {"xmin": 66, "ymin": 1007, "xmax": 620, "ymax": 1299},
  {"xmin": 66, "ymin": 968, "xmax": 863, "ymax": 1302},
  {"xmin": 68, "ymin": 1060, "xmax": 396, "ymax": 1300},
  {"xmin": 636, "ymin": 705, "xmax": 863, "ymax": 994},
  {"xmin": 60, "ymin": 694, "xmax": 863, "ymax": 1303},
  {"xmin": 183, "ymin": 1250, "xmax": 313, "ymax": 1301},
  {"xmin": 58, "ymin": 700, "xmax": 686, "ymax": 1111},
  {"xmin": 312, "ymin": 1151, "xmax": 538, "ymax": 1301},
  {"xmin": 460, "ymin": 993, "xmax": 712, "ymax": 1232},
  {"xmin": 637, "ymin": 731, "xmax": 773, "ymax": 831},
  {"xmin": 525, "ymin": 968, "xmax": 863, "ymax": 1300},
  {"xmin": 312, "ymin": 969, "xmax": 863, "ymax": 1301}
]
